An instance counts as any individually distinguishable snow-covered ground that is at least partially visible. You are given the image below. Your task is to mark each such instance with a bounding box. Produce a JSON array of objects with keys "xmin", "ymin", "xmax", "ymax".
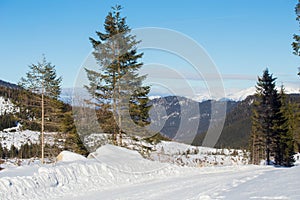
[
  {"xmin": 83, "ymin": 134, "xmax": 250, "ymax": 168},
  {"xmin": 0, "ymin": 130, "xmax": 40, "ymax": 149},
  {"xmin": 0, "ymin": 96, "xmax": 19, "ymax": 115},
  {"xmin": 0, "ymin": 130, "xmax": 63, "ymax": 150},
  {"xmin": 0, "ymin": 144, "xmax": 299, "ymax": 200},
  {"xmin": 148, "ymin": 141, "xmax": 249, "ymax": 167}
]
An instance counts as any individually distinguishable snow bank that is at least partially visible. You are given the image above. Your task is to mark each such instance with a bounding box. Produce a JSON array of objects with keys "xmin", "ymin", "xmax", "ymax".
[
  {"xmin": 0, "ymin": 144, "xmax": 184, "ymax": 200},
  {"xmin": 150, "ymin": 141, "xmax": 249, "ymax": 167},
  {"xmin": 56, "ymin": 151, "xmax": 87, "ymax": 162}
]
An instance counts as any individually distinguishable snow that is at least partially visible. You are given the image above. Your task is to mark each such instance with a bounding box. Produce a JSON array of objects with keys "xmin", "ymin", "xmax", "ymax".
[
  {"xmin": 0, "ymin": 96, "xmax": 19, "ymax": 115},
  {"xmin": 56, "ymin": 151, "xmax": 87, "ymax": 162},
  {"xmin": 294, "ymin": 152, "xmax": 300, "ymax": 165},
  {"xmin": 0, "ymin": 130, "xmax": 40, "ymax": 149},
  {"xmin": 190, "ymin": 85, "xmax": 300, "ymax": 102},
  {"xmin": 225, "ymin": 85, "xmax": 300, "ymax": 102},
  {"xmin": 145, "ymin": 141, "xmax": 248, "ymax": 167},
  {"xmin": 0, "ymin": 144, "xmax": 299, "ymax": 200},
  {"xmin": 0, "ymin": 130, "xmax": 62, "ymax": 150},
  {"xmin": 3, "ymin": 122, "xmax": 22, "ymax": 132}
]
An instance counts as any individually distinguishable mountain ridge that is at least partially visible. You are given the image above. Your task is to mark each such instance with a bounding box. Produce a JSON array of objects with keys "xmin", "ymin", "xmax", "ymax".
[
  {"xmin": 149, "ymin": 85, "xmax": 300, "ymax": 103},
  {"xmin": 0, "ymin": 79, "xmax": 19, "ymax": 89}
]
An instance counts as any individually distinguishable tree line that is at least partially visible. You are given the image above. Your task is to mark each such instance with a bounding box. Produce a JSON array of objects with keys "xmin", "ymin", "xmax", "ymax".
[{"xmin": 0, "ymin": 143, "xmax": 40, "ymax": 159}]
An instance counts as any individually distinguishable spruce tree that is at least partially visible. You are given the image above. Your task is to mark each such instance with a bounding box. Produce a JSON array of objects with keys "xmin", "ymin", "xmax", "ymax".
[
  {"xmin": 0, "ymin": 143, "xmax": 3, "ymax": 159},
  {"xmin": 19, "ymin": 55, "xmax": 62, "ymax": 163},
  {"xmin": 251, "ymin": 69, "xmax": 281, "ymax": 165},
  {"xmin": 278, "ymin": 87, "xmax": 295, "ymax": 166},
  {"xmin": 251, "ymin": 102, "xmax": 266, "ymax": 165},
  {"xmin": 85, "ymin": 5, "xmax": 150, "ymax": 145},
  {"xmin": 292, "ymin": 0, "xmax": 300, "ymax": 77},
  {"xmin": 62, "ymin": 111, "xmax": 89, "ymax": 156},
  {"xmin": 19, "ymin": 56, "xmax": 62, "ymax": 99},
  {"xmin": 251, "ymin": 69, "xmax": 296, "ymax": 166}
]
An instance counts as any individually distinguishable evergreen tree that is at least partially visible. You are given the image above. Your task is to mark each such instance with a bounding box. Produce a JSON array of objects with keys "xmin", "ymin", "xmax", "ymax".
[
  {"xmin": 251, "ymin": 69, "xmax": 281, "ymax": 165},
  {"xmin": 0, "ymin": 113, "xmax": 17, "ymax": 131},
  {"xmin": 62, "ymin": 112, "xmax": 89, "ymax": 156},
  {"xmin": 85, "ymin": 5, "xmax": 150, "ymax": 145},
  {"xmin": 9, "ymin": 145, "xmax": 18, "ymax": 158},
  {"xmin": 251, "ymin": 102, "xmax": 266, "ymax": 165},
  {"xmin": 0, "ymin": 143, "xmax": 3, "ymax": 159},
  {"xmin": 19, "ymin": 55, "xmax": 62, "ymax": 99},
  {"xmin": 19, "ymin": 55, "xmax": 62, "ymax": 163},
  {"xmin": 292, "ymin": 0, "xmax": 300, "ymax": 77},
  {"xmin": 251, "ymin": 69, "xmax": 296, "ymax": 166},
  {"xmin": 278, "ymin": 87, "xmax": 295, "ymax": 166}
]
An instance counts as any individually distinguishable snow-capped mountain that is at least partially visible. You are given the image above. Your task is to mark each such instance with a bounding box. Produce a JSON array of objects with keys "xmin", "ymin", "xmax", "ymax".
[
  {"xmin": 225, "ymin": 85, "xmax": 300, "ymax": 102},
  {"xmin": 185, "ymin": 85, "xmax": 300, "ymax": 102},
  {"xmin": 149, "ymin": 85, "xmax": 299, "ymax": 103}
]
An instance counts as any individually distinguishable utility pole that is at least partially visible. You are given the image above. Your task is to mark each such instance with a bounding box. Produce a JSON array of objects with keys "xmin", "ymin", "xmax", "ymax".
[{"xmin": 41, "ymin": 86, "xmax": 45, "ymax": 164}]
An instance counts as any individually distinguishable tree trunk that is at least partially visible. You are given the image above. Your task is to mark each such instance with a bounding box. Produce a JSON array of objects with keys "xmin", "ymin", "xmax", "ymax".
[
  {"xmin": 117, "ymin": 60, "xmax": 122, "ymax": 146},
  {"xmin": 266, "ymin": 135, "xmax": 270, "ymax": 165}
]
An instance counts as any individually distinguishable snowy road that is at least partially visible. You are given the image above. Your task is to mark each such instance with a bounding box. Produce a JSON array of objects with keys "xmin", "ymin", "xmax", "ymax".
[
  {"xmin": 61, "ymin": 166, "xmax": 298, "ymax": 200},
  {"xmin": 1, "ymin": 145, "xmax": 299, "ymax": 200}
]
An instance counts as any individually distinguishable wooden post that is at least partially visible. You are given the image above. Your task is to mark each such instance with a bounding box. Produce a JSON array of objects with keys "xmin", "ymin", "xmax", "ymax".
[{"xmin": 41, "ymin": 88, "xmax": 44, "ymax": 164}]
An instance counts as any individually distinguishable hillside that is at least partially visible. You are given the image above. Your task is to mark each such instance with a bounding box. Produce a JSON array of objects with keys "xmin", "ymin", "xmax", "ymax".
[
  {"xmin": 0, "ymin": 80, "xmax": 71, "ymax": 132},
  {"xmin": 0, "ymin": 79, "xmax": 84, "ymax": 159},
  {"xmin": 0, "ymin": 80, "xmax": 19, "ymax": 89},
  {"xmin": 150, "ymin": 96, "xmax": 237, "ymax": 143},
  {"xmin": 151, "ymin": 94, "xmax": 300, "ymax": 149}
]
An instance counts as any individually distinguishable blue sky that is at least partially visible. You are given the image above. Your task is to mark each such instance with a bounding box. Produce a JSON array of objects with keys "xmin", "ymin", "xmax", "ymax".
[{"xmin": 0, "ymin": 0, "xmax": 299, "ymax": 94}]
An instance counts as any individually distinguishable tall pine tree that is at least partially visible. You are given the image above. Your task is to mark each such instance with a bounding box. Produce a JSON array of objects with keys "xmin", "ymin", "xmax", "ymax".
[
  {"xmin": 19, "ymin": 55, "xmax": 62, "ymax": 163},
  {"xmin": 251, "ymin": 69, "xmax": 280, "ymax": 165},
  {"xmin": 85, "ymin": 5, "xmax": 150, "ymax": 145}
]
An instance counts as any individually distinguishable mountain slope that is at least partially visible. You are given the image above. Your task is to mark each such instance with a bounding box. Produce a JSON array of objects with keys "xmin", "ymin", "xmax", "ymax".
[
  {"xmin": 0, "ymin": 80, "xmax": 19, "ymax": 89},
  {"xmin": 150, "ymin": 96, "xmax": 237, "ymax": 143},
  {"xmin": 0, "ymin": 79, "xmax": 72, "ymax": 132},
  {"xmin": 151, "ymin": 94, "xmax": 300, "ymax": 149}
]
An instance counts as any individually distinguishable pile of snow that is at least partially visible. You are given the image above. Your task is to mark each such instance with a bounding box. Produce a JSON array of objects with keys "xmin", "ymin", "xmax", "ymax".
[
  {"xmin": 88, "ymin": 135, "xmax": 250, "ymax": 167},
  {"xmin": 149, "ymin": 141, "xmax": 249, "ymax": 167},
  {"xmin": 0, "ymin": 158, "xmax": 40, "ymax": 176},
  {"xmin": 56, "ymin": 151, "xmax": 87, "ymax": 162},
  {"xmin": 88, "ymin": 144, "xmax": 175, "ymax": 173},
  {"xmin": 0, "ymin": 96, "xmax": 19, "ymax": 115},
  {"xmin": 0, "ymin": 145, "xmax": 185, "ymax": 200}
]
